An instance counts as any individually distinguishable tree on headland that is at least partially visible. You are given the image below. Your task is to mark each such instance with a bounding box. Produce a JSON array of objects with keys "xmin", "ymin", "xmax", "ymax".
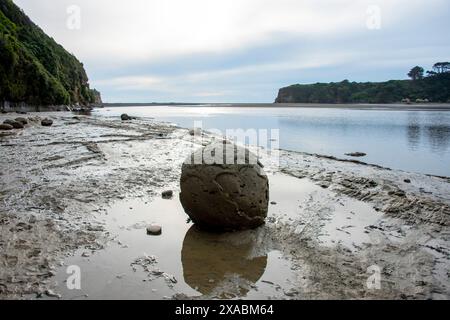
[
  {"xmin": 407, "ymin": 66, "xmax": 424, "ymax": 80},
  {"xmin": 432, "ymin": 62, "xmax": 450, "ymax": 74}
]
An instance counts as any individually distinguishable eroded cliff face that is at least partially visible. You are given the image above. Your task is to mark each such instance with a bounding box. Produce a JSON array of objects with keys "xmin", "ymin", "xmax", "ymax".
[
  {"xmin": 91, "ymin": 89, "xmax": 103, "ymax": 106},
  {"xmin": 275, "ymin": 87, "xmax": 296, "ymax": 103}
]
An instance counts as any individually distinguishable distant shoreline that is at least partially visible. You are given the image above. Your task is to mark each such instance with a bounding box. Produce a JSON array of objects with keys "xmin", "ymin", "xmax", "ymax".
[{"xmin": 102, "ymin": 102, "xmax": 450, "ymax": 111}]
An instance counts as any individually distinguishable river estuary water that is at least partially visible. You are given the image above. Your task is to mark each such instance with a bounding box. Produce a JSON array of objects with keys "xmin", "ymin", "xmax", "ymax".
[{"xmin": 96, "ymin": 104, "xmax": 450, "ymax": 177}]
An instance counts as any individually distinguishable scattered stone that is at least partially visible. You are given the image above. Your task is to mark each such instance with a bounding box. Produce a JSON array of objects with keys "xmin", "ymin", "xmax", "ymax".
[
  {"xmin": 2, "ymin": 119, "xmax": 22, "ymax": 129},
  {"xmin": 162, "ymin": 190, "xmax": 173, "ymax": 199},
  {"xmin": 0, "ymin": 124, "xmax": 13, "ymax": 131},
  {"xmin": 345, "ymin": 152, "xmax": 366, "ymax": 157},
  {"xmin": 121, "ymin": 113, "xmax": 133, "ymax": 121},
  {"xmin": 179, "ymin": 142, "xmax": 269, "ymax": 231},
  {"xmin": 404, "ymin": 179, "xmax": 411, "ymax": 183},
  {"xmin": 146, "ymin": 224, "xmax": 162, "ymax": 235},
  {"xmin": 14, "ymin": 117, "xmax": 28, "ymax": 125},
  {"xmin": 0, "ymin": 110, "xmax": 7, "ymax": 114},
  {"xmin": 270, "ymin": 201, "xmax": 277, "ymax": 205},
  {"xmin": 41, "ymin": 118, "xmax": 53, "ymax": 127},
  {"xmin": 9, "ymin": 121, "xmax": 24, "ymax": 129},
  {"xmin": 81, "ymin": 252, "xmax": 91, "ymax": 258},
  {"xmin": 16, "ymin": 111, "xmax": 27, "ymax": 115}
]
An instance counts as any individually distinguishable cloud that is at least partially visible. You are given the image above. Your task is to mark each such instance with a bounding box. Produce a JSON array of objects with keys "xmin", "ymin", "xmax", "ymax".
[{"xmin": 13, "ymin": 0, "xmax": 450, "ymax": 102}]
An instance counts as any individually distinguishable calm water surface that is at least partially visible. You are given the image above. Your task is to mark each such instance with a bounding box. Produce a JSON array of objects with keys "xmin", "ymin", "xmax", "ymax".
[{"xmin": 95, "ymin": 105, "xmax": 450, "ymax": 176}]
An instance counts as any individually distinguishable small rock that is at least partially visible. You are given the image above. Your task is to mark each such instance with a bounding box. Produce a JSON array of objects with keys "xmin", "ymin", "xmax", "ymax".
[
  {"xmin": 345, "ymin": 152, "xmax": 366, "ymax": 157},
  {"xmin": 270, "ymin": 201, "xmax": 277, "ymax": 205},
  {"xmin": 0, "ymin": 124, "xmax": 13, "ymax": 131},
  {"xmin": 81, "ymin": 252, "xmax": 91, "ymax": 258},
  {"xmin": 0, "ymin": 110, "xmax": 7, "ymax": 114},
  {"xmin": 404, "ymin": 179, "xmax": 411, "ymax": 183},
  {"xmin": 15, "ymin": 117, "xmax": 28, "ymax": 125},
  {"xmin": 146, "ymin": 224, "xmax": 162, "ymax": 235},
  {"xmin": 10, "ymin": 121, "xmax": 24, "ymax": 129},
  {"xmin": 121, "ymin": 113, "xmax": 133, "ymax": 121},
  {"xmin": 162, "ymin": 190, "xmax": 173, "ymax": 199},
  {"xmin": 41, "ymin": 118, "xmax": 53, "ymax": 127},
  {"xmin": 2, "ymin": 119, "xmax": 23, "ymax": 128},
  {"xmin": 16, "ymin": 111, "xmax": 27, "ymax": 115}
]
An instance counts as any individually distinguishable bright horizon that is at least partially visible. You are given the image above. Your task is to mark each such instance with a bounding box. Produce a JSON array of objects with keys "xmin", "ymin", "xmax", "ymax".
[{"xmin": 13, "ymin": 0, "xmax": 450, "ymax": 103}]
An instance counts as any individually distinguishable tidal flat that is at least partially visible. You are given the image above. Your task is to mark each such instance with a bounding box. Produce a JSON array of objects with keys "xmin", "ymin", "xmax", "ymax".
[{"xmin": 0, "ymin": 111, "xmax": 449, "ymax": 299}]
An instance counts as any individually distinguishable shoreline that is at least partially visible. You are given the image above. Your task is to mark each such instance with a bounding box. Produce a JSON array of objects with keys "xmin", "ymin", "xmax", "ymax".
[
  {"xmin": 0, "ymin": 111, "xmax": 449, "ymax": 299},
  {"xmin": 101, "ymin": 103, "xmax": 450, "ymax": 112}
]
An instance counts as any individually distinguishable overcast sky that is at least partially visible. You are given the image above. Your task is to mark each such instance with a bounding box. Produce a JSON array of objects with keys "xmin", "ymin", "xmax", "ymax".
[{"xmin": 13, "ymin": 0, "xmax": 450, "ymax": 103}]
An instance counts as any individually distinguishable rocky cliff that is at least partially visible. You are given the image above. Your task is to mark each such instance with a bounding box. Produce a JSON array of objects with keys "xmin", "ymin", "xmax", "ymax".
[{"xmin": 0, "ymin": 0, "xmax": 100, "ymax": 110}]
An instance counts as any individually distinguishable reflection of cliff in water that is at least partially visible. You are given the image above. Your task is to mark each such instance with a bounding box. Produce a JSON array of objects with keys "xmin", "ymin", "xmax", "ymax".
[{"xmin": 181, "ymin": 225, "xmax": 267, "ymax": 298}]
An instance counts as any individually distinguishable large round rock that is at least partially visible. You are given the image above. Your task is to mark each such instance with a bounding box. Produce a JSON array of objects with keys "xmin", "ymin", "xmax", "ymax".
[{"xmin": 180, "ymin": 142, "xmax": 269, "ymax": 231}]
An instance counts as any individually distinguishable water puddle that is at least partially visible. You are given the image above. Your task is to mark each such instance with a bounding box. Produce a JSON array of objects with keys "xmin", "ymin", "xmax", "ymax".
[
  {"xmin": 48, "ymin": 175, "xmax": 314, "ymax": 300},
  {"xmin": 42, "ymin": 173, "xmax": 383, "ymax": 299}
]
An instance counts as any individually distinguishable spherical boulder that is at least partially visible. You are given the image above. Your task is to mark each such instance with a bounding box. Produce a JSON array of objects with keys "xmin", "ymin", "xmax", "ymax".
[{"xmin": 179, "ymin": 142, "xmax": 269, "ymax": 231}]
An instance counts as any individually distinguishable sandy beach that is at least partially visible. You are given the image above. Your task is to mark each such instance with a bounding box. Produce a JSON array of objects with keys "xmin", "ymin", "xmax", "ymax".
[{"xmin": 0, "ymin": 111, "xmax": 449, "ymax": 299}]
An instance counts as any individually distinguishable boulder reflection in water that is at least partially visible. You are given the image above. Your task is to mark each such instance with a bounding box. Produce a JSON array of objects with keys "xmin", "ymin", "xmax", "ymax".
[{"xmin": 181, "ymin": 225, "xmax": 267, "ymax": 298}]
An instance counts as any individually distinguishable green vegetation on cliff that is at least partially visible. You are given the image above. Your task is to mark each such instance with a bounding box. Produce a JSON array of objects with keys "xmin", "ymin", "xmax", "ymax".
[
  {"xmin": 0, "ymin": 0, "xmax": 99, "ymax": 106},
  {"xmin": 276, "ymin": 63, "xmax": 450, "ymax": 104}
]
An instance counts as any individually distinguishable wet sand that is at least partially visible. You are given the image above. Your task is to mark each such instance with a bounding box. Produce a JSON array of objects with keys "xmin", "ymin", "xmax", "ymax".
[{"xmin": 0, "ymin": 111, "xmax": 449, "ymax": 299}]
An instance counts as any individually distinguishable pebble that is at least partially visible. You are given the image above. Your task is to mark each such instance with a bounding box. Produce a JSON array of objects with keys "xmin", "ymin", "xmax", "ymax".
[
  {"xmin": 41, "ymin": 118, "xmax": 53, "ymax": 127},
  {"xmin": 146, "ymin": 224, "xmax": 162, "ymax": 235},
  {"xmin": 162, "ymin": 190, "xmax": 173, "ymax": 199}
]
